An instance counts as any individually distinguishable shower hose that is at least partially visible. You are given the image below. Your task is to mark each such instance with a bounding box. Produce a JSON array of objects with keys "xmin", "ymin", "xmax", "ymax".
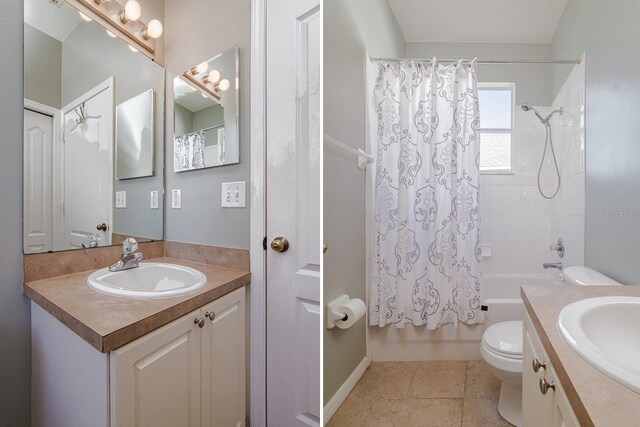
[{"xmin": 538, "ymin": 121, "xmax": 561, "ymax": 199}]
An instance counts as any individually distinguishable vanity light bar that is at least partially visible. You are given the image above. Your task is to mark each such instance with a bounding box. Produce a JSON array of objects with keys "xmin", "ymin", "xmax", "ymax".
[
  {"xmin": 181, "ymin": 73, "xmax": 222, "ymax": 101},
  {"xmin": 76, "ymin": 0, "xmax": 163, "ymax": 55}
]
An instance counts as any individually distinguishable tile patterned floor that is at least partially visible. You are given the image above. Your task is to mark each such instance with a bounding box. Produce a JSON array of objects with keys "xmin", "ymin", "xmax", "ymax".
[{"xmin": 328, "ymin": 361, "xmax": 515, "ymax": 427}]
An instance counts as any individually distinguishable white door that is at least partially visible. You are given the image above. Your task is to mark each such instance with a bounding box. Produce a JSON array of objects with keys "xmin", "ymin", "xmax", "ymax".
[
  {"xmin": 24, "ymin": 109, "xmax": 53, "ymax": 253},
  {"xmin": 200, "ymin": 288, "xmax": 246, "ymax": 427},
  {"xmin": 266, "ymin": 0, "xmax": 321, "ymax": 425},
  {"xmin": 62, "ymin": 79, "xmax": 113, "ymax": 249},
  {"xmin": 110, "ymin": 310, "xmax": 202, "ymax": 427}
]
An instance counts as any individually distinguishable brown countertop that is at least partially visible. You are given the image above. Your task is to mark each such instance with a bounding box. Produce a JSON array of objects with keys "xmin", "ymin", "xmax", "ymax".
[
  {"xmin": 24, "ymin": 257, "xmax": 250, "ymax": 353},
  {"xmin": 521, "ymin": 285, "xmax": 640, "ymax": 427}
]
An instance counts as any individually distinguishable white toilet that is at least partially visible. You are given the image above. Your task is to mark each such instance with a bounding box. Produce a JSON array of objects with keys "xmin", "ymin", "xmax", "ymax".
[{"xmin": 480, "ymin": 266, "xmax": 622, "ymax": 427}]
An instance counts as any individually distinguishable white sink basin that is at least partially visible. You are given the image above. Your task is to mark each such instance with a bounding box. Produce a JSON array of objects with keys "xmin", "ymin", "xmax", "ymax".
[
  {"xmin": 557, "ymin": 296, "xmax": 640, "ymax": 394},
  {"xmin": 87, "ymin": 262, "xmax": 207, "ymax": 299}
]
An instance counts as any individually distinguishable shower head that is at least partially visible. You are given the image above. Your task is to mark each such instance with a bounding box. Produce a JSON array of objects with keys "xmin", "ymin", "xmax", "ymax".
[{"xmin": 520, "ymin": 103, "xmax": 562, "ymax": 124}]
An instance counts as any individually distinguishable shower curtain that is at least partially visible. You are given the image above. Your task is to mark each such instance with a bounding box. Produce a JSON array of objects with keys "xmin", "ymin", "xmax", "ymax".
[
  {"xmin": 175, "ymin": 130, "xmax": 206, "ymax": 170},
  {"xmin": 369, "ymin": 58, "xmax": 483, "ymax": 329}
]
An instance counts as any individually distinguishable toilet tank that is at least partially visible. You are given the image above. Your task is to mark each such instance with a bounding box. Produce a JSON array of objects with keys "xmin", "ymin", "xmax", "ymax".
[{"xmin": 563, "ymin": 266, "xmax": 622, "ymax": 286}]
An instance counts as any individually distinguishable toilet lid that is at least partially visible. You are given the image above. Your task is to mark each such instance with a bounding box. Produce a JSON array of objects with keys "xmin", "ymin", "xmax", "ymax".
[{"xmin": 482, "ymin": 321, "xmax": 523, "ymax": 356}]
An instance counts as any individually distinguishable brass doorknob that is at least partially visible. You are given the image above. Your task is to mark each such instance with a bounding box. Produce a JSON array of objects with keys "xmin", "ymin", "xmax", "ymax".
[
  {"xmin": 96, "ymin": 223, "xmax": 108, "ymax": 231},
  {"xmin": 323, "ymin": 243, "xmax": 328, "ymax": 254},
  {"xmin": 271, "ymin": 237, "xmax": 289, "ymax": 252}
]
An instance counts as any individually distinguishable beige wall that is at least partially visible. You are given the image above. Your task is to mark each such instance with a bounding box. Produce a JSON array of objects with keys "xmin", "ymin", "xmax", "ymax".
[
  {"xmin": 1, "ymin": 1, "xmax": 30, "ymax": 423},
  {"xmin": 323, "ymin": 0, "xmax": 407, "ymax": 406},
  {"xmin": 24, "ymin": 24, "xmax": 61, "ymax": 108},
  {"xmin": 163, "ymin": 0, "xmax": 251, "ymax": 249},
  {"xmin": 339, "ymin": 0, "xmax": 406, "ymax": 57},
  {"xmin": 323, "ymin": 0, "xmax": 368, "ymax": 405}
]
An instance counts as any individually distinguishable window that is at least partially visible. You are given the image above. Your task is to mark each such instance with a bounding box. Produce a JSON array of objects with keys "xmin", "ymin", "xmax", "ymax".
[{"xmin": 478, "ymin": 83, "xmax": 514, "ymax": 173}]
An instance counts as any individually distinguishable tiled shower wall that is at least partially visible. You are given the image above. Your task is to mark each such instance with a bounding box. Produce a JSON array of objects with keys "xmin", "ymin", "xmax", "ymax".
[
  {"xmin": 549, "ymin": 59, "xmax": 586, "ymax": 268},
  {"xmin": 480, "ymin": 107, "xmax": 555, "ymax": 275},
  {"xmin": 480, "ymin": 61, "xmax": 585, "ymax": 275}
]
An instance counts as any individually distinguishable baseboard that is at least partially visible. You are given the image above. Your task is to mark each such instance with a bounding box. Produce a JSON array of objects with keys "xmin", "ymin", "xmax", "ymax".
[
  {"xmin": 323, "ymin": 355, "xmax": 371, "ymax": 425},
  {"xmin": 370, "ymin": 340, "xmax": 482, "ymax": 361}
]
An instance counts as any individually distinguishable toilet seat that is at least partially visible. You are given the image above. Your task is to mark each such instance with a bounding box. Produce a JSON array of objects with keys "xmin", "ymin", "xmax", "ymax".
[{"xmin": 482, "ymin": 321, "xmax": 523, "ymax": 359}]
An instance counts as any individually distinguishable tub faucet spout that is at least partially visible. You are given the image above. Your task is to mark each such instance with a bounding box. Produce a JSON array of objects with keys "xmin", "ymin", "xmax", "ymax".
[{"xmin": 543, "ymin": 262, "xmax": 563, "ymax": 270}]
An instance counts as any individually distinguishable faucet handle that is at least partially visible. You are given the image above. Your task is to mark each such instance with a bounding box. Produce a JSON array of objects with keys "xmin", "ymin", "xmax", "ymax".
[
  {"xmin": 549, "ymin": 238, "xmax": 565, "ymax": 258},
  {"xmin": 122, "ymin": 238, "xmax": 138, "ymax": 256}
]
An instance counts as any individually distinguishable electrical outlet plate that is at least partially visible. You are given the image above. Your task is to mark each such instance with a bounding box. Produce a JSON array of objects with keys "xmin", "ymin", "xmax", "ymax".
[
  {"xmin": 172, "ymin": 189, "xmax": 181, "ymax": 209},
  {"xmin": 221, "ymin": 181, "xmax": 246, "ymax": 208},
  {"xmin": 115, "ymin": 191, "xmax": 127, "ymax": 208},
  {"xmin": 150, "ymin": 190, "xmax": 159, "ymax": 209}
]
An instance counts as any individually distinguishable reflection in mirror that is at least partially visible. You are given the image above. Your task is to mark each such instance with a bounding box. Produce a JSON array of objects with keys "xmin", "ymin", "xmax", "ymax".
[
  {"xmin": 173, "ymin": 46, "xmax": 239, "ymax": 172},
  {"xmin": 23, "ymin": 0, "xmax": 165, "ymax": 254},
  {"xmin": 116, "ymin": 89, "xmax": 154, "ymax": 179}
]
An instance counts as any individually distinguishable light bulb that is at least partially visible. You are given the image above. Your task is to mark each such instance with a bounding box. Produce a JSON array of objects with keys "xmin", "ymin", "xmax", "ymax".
[
  {"xmin": 106, "ymin": 30, "xmax": 116, "ymax": 38},
  {"xmin": 191, "ymin": 62, "xmax": 208, "ymax": 75},
  {"xmin": 216, "ymin": 79, "xmax": 230, "ymax": 92},
  {"xmin": 120, "ymin": 0, "xmax": 142, "ymax": 24},
  {"xmin": 79, "ymin": 12, "xmax": 92, "ymax": 22},
  {"xmin": 204, "ymin": 70, "xmax": 220, "ymax": 84},
  {"xmin": 128, "ymin": 45, "xmax": 139, "ymax": 53},
  {"xmin": 143, "ymin": 19, "xmax": 163, "ymax": 40},
  {"xmin": 201, "ymin": 93, "xmax": 208, "ymax": 98}
]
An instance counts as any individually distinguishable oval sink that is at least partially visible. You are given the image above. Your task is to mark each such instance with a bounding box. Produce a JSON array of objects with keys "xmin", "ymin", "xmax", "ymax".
[
  {"xmin": 87, "ymin": 262, "xmax": 207, "ymax": 299},
  {"xmin": 557, "ymin": 296, "xmax": 640, "ymax": 394}
]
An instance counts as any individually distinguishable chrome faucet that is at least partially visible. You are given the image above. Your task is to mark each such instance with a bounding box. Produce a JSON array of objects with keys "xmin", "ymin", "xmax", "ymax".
[
  {"xmin": 543, "ymin": 262, "xmax": 563, "ymax": 270},
  {"xmin": 82, "ymin": 233, "xmax": 101, "ymax": 249},
  {"xmin": 109, "ymin": 238, "xmax": 144, "ymax": 272}
]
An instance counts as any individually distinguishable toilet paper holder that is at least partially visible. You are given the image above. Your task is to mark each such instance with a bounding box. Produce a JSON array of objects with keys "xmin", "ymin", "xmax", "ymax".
[
  {"xmin": 326, "ymin": 294, "xmax": 367, "ymax": 329},
  {"xmin": 327, "ymin": 295, "xmax": 351, "ymax": 329}
]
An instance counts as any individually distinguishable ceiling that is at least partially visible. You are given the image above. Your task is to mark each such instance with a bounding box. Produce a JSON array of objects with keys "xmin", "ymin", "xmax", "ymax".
[
  {"xmin": 173, "ymin": 78, "xmax": 220, "ymax": 113},
  {"xmin": 24, "ymin": 0, "xmax": 83, "ymax": 42},
  {"xmin": 387, "ymin": 0, "xmax": 568, "ymax": 44}
]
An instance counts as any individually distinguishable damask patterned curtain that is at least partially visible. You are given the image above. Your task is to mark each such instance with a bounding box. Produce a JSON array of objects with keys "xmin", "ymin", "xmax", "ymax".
[
  {"xmin": 369, "ymin": 58, "xmax": 483, "ymax": 329},
  {"xmin": 174, "ymin": 130, "xmax": 206, "ymax": 170}
]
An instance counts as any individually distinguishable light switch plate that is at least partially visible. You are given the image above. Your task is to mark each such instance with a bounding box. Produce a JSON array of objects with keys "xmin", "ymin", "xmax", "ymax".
[
  {"xmin": 150, "ymin": 191, "xmax": 159, "ymax": 209},
  {"xmin": 172, "ymin": 189, "xmax": 182, "ymax": 209},
  {"xmin": 115, "ymin": 191, "xmax": 127, "ymax": 208},
  {"xmin": 221, "ymin": 181, "xmax": 246, "ymax": 208}
]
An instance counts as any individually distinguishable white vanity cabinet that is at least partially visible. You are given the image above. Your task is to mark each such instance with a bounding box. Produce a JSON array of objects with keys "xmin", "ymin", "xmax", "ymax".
[
  {"xmin": 111, "ymin": 287, "xmax": 246, "ymax": 427},
  {"xmin": 523, "ymin": 312, "xmax": 579, "ymax": 427},
  {"xmin": 31, "ymin": 287, "xmax": 246, "ymax": 427}
]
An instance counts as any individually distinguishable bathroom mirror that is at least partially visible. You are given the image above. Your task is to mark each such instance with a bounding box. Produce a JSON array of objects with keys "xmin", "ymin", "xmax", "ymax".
[
  {"xmin": 173, "ymin": 46, "xmax": 239, "ymax": 172},
  {"xmin": 23, "ymin": 0, "xmax": 165, "ymax": 254}
]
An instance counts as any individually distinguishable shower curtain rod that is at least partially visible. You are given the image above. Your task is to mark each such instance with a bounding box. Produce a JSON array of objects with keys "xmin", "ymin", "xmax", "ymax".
[{"xmin": 369, "ymin": 57, "xmax": 581, "ymax": 65}]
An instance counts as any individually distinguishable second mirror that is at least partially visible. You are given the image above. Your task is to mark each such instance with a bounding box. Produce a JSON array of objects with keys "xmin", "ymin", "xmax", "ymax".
[{"xmin": 173, "ymin": 46, "xmax": 239, "ymax": 172}]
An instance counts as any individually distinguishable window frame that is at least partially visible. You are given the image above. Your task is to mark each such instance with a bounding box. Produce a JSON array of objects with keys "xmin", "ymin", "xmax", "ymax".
[{"xmin": 478, "ymin": 82, "xmax": 515, "ymax": 175}]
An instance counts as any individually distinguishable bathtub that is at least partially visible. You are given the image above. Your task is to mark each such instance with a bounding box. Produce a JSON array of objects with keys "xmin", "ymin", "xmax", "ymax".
[
  {"xmin": 483, "ymin": 273, "xmax": 563, "ymax": 327},
  {"xmin": 370, "ymin": 273, "xmax": 563, "ymax": 361}
]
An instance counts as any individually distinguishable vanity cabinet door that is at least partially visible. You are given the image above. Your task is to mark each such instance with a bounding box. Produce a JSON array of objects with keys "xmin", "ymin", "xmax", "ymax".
[
  {"xmin": 522, "ymin": 317, "xmax": 553, "ymax": 427},
  {"xmin": 200, "ymin": 287, "xmax": 246, "ymax": 427},
  {"xmin": 548, "ymin": 366, "xmax": 580, "ymax": 427},
  {"xmin": 110, "ymin": 310, "xmax": 202, "ymax": 427}
]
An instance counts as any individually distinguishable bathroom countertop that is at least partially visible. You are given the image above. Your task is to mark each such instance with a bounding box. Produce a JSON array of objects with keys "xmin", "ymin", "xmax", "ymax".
[
  {"xmin": 521, "ymin": 285, "xmax": 640, "ymax": 427},
  {"xmin": 24, "ymin": 257, "xmax": 250, "ymax": 353}
]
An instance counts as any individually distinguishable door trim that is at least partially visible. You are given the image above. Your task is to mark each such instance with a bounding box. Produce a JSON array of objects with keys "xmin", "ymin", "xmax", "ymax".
[
  {"xmin": 24, "ymin": 99, "xmax": 63, "ymax": 250},
  {"xmin": 249, "ymin": 0, "xmax": 267, "ymax": 425},
  {"xmin": 60, "ymin": 77, "xmax": 114, "ymax": 248}
]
